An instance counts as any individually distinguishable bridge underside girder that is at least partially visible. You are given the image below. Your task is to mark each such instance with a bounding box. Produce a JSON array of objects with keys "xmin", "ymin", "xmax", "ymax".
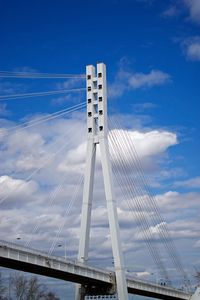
[{"xmin": 0, "ymin": 257, "xmax": 114, "ymax": 296}]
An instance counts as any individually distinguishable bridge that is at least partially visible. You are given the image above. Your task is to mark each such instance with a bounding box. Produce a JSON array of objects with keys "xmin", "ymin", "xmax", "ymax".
[
  {"xmin": 0, "ymin": 63, "xmax": 199, "ymax": 300},
  {"xmin": 0, "ymin": 240, "xmax": 193, "ymax": 300}
]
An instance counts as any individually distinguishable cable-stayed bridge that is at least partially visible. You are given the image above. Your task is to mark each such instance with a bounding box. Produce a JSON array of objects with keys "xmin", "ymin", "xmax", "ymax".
[{"xmin": 0, "ymin": 63, "xmax": 199, "ymax": 300}]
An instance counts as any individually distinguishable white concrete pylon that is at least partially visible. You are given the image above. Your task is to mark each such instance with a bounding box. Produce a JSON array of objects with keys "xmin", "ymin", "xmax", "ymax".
[{"xmin": 75, "ymin": 63, "xmax": 128, "ymax": 300}]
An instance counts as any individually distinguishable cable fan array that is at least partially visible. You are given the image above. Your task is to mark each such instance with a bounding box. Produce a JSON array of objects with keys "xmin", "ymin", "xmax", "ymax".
[
  {"xmin": 108, "ymin": 117, "xmax": 191, "ymax": 291},
  {"xmin": 0, "ymin": 70, "xmax": 87, "ymax": 258},
  {"xmin": 0, "ymin": 102, "xmax": 86, "ymax": 135},
  {"xmin": 0, "ymin": 102, "xmax": 86, "ymax": 258},
  {"xmin": 24, "ymin": 122, "xmax": 86, "ymax": 254},
  {"xmin": 0, "ymin": 70, "xmax": 85, "ymax": 101},
  {"xmin": 0, "ymin": 88, "xmax": 86, "ymax": 101}
]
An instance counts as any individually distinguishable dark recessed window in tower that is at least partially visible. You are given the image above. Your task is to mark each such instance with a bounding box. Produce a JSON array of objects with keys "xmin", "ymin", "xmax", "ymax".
[{"xmin": 93, "ymin": 81, "xmax": 97, "ymax": 89}]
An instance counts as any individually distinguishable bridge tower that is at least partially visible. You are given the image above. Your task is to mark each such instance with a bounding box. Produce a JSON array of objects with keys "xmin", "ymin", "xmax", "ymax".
[{"xmin": 75, "ymin": 63, "xmax": 128, "ymax": 300}]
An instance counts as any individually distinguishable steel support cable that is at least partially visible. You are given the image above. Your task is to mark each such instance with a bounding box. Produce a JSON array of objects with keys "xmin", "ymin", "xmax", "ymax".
[
  {"xmin": 0, "ymin": 139, "xmax": 69, "ymax": 206},
  {"xmin": 111, "ymin": 120, "xmax": 190, "ymax": 288},
  {"xmin": 63, "ymin": 145, "xmax": 97, "ymax": 259},
  {"xmin": 109, "ymin": 121, "xmax": 173, "ymax": 245},
  {"xmin": 0, "ymin": 103, "xmax": 86, "ymax": 206},
  {"xmin": 109, "ymin": 143, "xmax": 169, "ymax": 278},
  {"xmin": 0, "ymin": 102, "xmax": 86, "ymax": 136},
  {"xmin": 109, "ymin": 138, "xmax": 164, "ymax": 262},
  {"xmin": 109, "ymin": 128, "xmax": 161, "ymax": 250},
  {"xmin": 0, "ymin": 117, "xmax": 85, "ymax": 207},
  {"xmin": 24, "ymin": 124, "xmax": 86, "ymax": 248},
  {"xmin": 48, "ymin": 173, "xmax": 84, "ymax": 256},
  {"xmin": 25, "ymin": 176, "xmax": 68, "ymax": 248},
  {"xmin": 0, "ymin": 88, "xmax": 86, "ymax": 101},
  {"xmin": 0, "ymin": 71, "xmax": 85, "ymax": 79},
  {"xmin": 48, "ymin": 144, "xmax": 96, "ymax": 257},
  {"xmin": 111, "ymin": 156, "xmax": 169, "ymax": 282},
  {"xmin": 109, "ymin": 118, "xmax": 190, "ymax": 290},
  {"xmin": 25, "ymin": 178, "xmax": 68, "ymax": 247},
  {"xmin": 117, "ymin": 127, "xmax": 180, "ymax": 258},
  {"xmin": 109, "ymin": 125, "xmax": 169, "ymax": 246},
  {"xmin": 109, "ymin": 122, "xmax": 180, "ymax": 281},
  {"xmin": 108, "ymin": 131, "xmax": 170, "ymax": 282}
]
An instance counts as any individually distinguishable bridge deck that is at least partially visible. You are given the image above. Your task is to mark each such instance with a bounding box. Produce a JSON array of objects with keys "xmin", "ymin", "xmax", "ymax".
[{"xmin": 0, "ymin": 240, "xmax": 191, "ymax": 299}]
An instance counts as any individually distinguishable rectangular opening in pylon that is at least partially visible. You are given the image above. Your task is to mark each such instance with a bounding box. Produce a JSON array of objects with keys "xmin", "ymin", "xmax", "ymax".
[
  {"xmin": 93, "ymin": 81, "xmax": 97, "ymax": 89},
  {"xmin": 94, "ymin": 104, "xmax": 98, "ymax": 113}
]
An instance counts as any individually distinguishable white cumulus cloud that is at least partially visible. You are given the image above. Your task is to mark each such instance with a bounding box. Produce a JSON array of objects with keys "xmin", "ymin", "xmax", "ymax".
[
  {"xmin": 181, "ymin": 37, "xmax": 200, "ymax": 61},
  {"xmin": 184, "ymin": 0, "xmax": 200, "ymax": 24},
  {"xmin": 128, "ymin": 70, "xmax": 170, "ymax": 89},
  {"xmin": 186, "ymin": 41, "xmax": 200, "ymax": 61},
  {"xmin": 109, "ymin": 67, "xmax": 171, "ymax": 98},
  {"xmin": 0, "ymin": 175, "xmax": 38, "ymax": 207},
  {"xmin": 162, "ymin": 5, "xmax": 179, "ymax": 18},
  {"xmin": 174, "ymin": 176, "xmax": 200, "ymax": 188},
  {"xmin": 110, "ymin": 129, "xmax": 178, "ymax": 159},
  {"xmin": 162, "ymin": 0, "xmax": 200, "ymax": 25}
]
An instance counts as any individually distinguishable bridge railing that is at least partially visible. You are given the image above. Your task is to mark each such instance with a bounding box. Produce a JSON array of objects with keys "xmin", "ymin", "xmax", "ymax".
[{"xmin": 0, "ymin": 240, "xmax": 114, "ymax": 283}]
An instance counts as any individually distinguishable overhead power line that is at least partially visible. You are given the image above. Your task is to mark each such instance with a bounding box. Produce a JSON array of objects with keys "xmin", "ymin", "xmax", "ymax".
[{"xmin": 0, "ymin": 87, "xmax": 86, "ymax": 101}]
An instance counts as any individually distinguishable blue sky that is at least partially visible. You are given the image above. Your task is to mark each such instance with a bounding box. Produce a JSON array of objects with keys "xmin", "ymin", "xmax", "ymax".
[{"xmin": 0, "ymin": 0, "xmax": 200, "ymax": 299}]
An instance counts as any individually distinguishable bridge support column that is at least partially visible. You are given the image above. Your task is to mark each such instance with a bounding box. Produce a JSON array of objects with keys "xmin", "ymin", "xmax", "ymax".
[
  {"xmin": 75, "ymin": 286, "xmax": 85, "ymax": 300},
  {"xmin": 190, "ymin": 288, "xmax": 200, "ymax": 300},
  {"xmin": 75, "ymin": 63, "xmax": 128, "ymax": 300}
]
